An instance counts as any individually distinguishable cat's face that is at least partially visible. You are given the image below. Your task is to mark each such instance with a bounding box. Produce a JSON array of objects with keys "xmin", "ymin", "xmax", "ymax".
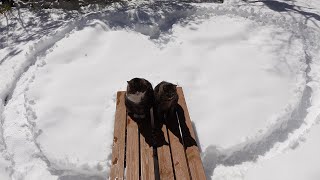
[
  {"xmin": 127, "ymin": 78, "xmax": 149, "ymax": 94},
  {"xmin": 162, "ymin": 83, "xmax": 177, "ymax": 100}
]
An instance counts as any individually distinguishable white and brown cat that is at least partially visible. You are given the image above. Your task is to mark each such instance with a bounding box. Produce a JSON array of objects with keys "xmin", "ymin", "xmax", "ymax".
[{"xmin": 125, "ymin": 78, "xmax": 154, "ymax": 119}]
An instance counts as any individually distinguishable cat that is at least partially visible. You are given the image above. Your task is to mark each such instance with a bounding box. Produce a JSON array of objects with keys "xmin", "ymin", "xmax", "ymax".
[
  {"xmin": 152, "ymin": 81, "xmax": 178, "ymax": 147},
  {"xmin": 154, "ymin": 82, "xmax": 196, "ymax": 148},
  {"xmin": 125, "ymin": 78, "xmax": 154, "ymax": 119},
  {"xmin": 154, "ymin": 81, "xmax": 178, "ymax": 117}
]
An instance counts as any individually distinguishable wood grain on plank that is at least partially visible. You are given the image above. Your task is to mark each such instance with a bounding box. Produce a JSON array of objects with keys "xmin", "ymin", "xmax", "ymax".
[
  {"xmin": 126, "ymin": 115, "xmax": 140, "ymax": 180},
  {"xmin": 110, "ymin": 91, "xmax": 127, "ymax": 180},
  {"xmin": 157, "ymin": 125, "xmax": 174, "ymax": 180},
  {"xmin": 140, "ymin": 133, "xmax": 155, "ymax": 180},
  {"xmin": 177, "ymin": 87, "xmax": 207, "ymax": 180},
  {"xmin": 167, "ymin": 112, "xmax": 191, "ymax": 180}
]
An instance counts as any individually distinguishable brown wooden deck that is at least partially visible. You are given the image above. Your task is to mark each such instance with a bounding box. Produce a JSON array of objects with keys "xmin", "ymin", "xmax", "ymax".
[{"xmin": 109, "ymin": 87, "xmax": 206, "ymax": 180}]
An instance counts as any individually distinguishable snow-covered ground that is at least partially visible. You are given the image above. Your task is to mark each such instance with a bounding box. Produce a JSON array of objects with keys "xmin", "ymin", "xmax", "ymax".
[
  {"xmin": 245, "ymin": 121, "xmax": 320, "ymax": 180},
  {"xmin": 0, "ymin": 0, "xmax": 320, "ymax": 179}
]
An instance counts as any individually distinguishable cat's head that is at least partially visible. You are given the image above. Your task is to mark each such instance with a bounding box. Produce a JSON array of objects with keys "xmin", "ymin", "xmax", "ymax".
[
  {"xmin": 160, "ymin": 82, "xmax": 177, "ymax": 99},
  {"xmin": 127, "ymin": 78, "xmax": 150, "ymax": 94}
]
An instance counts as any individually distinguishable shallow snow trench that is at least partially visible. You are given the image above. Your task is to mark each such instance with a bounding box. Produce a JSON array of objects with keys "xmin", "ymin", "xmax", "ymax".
[{"xmin": 3, "ymin": 15, "xmax": 305, "ymax": 179}]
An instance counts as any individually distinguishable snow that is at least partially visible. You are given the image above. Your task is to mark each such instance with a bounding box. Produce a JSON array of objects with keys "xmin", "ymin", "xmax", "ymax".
[
  {"xmin": 0, "ymin": 0, "xmax": 320, "ymax": 179},
  {"xmin": 245, "ymin": 122, "xmax": 320, "ymax": 180}
]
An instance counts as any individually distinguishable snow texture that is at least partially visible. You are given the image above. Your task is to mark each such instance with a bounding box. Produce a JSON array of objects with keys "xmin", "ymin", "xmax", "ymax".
[{"xmin": 0, "ymin": 0, "xmax": 320, "ymax": 179}]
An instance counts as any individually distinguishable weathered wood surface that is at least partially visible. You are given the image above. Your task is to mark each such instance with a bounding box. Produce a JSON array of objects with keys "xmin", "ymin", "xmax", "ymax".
[
  {"xmin": 140, "ymin": 115, "xmax": 155, "ymax": 180},
  {"xmin": 157, "ymin": 124, "xmax": 175, "ymax": 180},
  {"xmin": 110, "ymin": 91, "xmax": 127, "ymax": 180},
  {"xmin": 166, "ymin": 111, "xmax": 191, "ymax": 180},
  {"xmin": 140, "ymin": 133, "xmax": 155, "ymax": 180},
  {"xmin": 177, "ymin": 87, "xmax": 207, "ymax": 180},
  {"xmin": 126, "ymin": 115, "xmax": 140, "ymax": 180}
]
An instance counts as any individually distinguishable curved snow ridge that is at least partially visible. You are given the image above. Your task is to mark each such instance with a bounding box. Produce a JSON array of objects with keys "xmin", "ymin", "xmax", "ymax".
[
  {"xmin": 74, "ymin": 1, "xmax": 200, "ymax": 41},
  {"xmin": 23, "ymin": 13, "xmax": 307, "ymax": 180},
  {"xmin": 1, "ymin": 1, "xmax": 320, "ymax": 179},
  {"xmin": 1, "ymin": 13, "xmax": 279, "ymax": 179},
  {"xmin": 2, "ymin": 63, "xmax": 56, "ymax": 179},
  {"xmin": 0, "ymin": 4, "xmax": 218, "ymax": 179},
  {"xmin": 195, "ymin": 3, "xmax": 317, "ymax": 32},
  {"xmin": 1, "ymin": 18, "xmax": 115, "ymax": 179},
  {"xmin": 0, "ymin": 19, "xmax": 78, "ymax": 104},
  {"xmin": 0, "ymin": 102, "xmax": 12, "ymax": 180},
  {"xmin": 2, "ymin": 45, "xmax": 110, "ymax": 179},
  {"xmin": 196, "ymin": 2, "xmax": 320, "ymax": 179},
  {"xmin": 0, "ymin": 16, "xmax": 99, "ymax": 179},
  {"xmin": 0, "ymin": 11, "xmax": 138, "ymax": 178}
]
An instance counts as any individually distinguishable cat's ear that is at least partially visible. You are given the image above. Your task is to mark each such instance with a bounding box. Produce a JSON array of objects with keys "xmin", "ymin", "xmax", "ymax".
[{"xmin": 127, "ymin": 81, "xmax": 130, "ymax": 84}]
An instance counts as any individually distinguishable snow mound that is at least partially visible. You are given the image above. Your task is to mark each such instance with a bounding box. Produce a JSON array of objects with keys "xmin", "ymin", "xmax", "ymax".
[
  {"xmin": 4, "ymin": 14, "xmax": 306, "ymax": 179},
  {"xmin": 1, "ymin": 0, "xmax": 320, "ymax": 179}
]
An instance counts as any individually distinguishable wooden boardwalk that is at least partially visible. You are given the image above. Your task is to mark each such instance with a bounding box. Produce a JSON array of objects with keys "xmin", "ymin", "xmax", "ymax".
[{"xmin": 109, "ymin": 87, "xmax": 206, "ymax": 180}]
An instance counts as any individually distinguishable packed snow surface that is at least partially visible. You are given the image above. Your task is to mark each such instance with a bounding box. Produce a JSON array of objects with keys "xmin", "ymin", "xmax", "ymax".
[
  {"xmin": 245, "ymin": 122, "xmax": 320, "ymax": 180},
  {"xmin": 0, "ymin": 0, "xmax": 320, "ymax": 179}
]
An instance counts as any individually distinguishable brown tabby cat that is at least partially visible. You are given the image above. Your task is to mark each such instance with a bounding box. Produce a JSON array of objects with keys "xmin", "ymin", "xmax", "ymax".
[
  {"xmin": 154, "ymin": 82, "xmax": 196, "ymax": 148},
  {"xmin": 152, "ymin": 81, "xmax": 178, "ymax": 147},
  {"xmin": 154, "ymin": 81, "xmax": 178, "ymax": 118},
  {"xmin": 125, "ymin": 78, "xmax": 154, "ymax": 119}
]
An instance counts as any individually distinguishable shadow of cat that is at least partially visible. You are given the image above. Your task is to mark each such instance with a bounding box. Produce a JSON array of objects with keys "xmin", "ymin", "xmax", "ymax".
[
  {"xmin": 153, "ymin": 104, "xmax": 197, "ymax": 149},
  {"xmin": 128, "ymin": 104, "xmax": 197, "ymax": 149},
  {"xmin": 128, "ymin": 112, "xmax": 154, "ymax": 147}
]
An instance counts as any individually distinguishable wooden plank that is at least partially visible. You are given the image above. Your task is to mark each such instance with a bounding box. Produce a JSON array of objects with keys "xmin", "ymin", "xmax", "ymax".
[
  {"xmin": 176, "ymin": 87, "xmax": 207, "ymax": 180},
  {"xmin": 140, "ymin": 109, "xmax": 155, "ymax": 180},
  {"xmin": 126, "ymin": 115, "xmax": 140, "ymax": 180},
  {"xmin": 110, "ymin": 91, "xmax": 127, "ymax": 180},
  {"xmin": 166, "ymin": 110, "xmax": 191, "ymax": 180},
  {"xmin": 157, "ymin": 124, "xmax": 175, "ymax": 180},
  {"xmin": 140, "ymin": 133, "xmax": 155, "ymax": 180}
]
